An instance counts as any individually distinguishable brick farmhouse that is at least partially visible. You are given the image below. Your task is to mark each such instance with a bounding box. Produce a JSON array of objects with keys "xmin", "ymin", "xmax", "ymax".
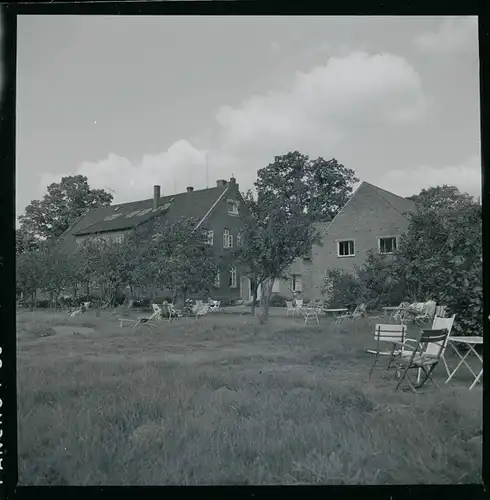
[
  {"xmin": 255, "ymin": 181, "xmax": 416, "ymax": 304},
  {"xmin": 58, "ymin": 176, "xmax": 246, "ymax": 303}
]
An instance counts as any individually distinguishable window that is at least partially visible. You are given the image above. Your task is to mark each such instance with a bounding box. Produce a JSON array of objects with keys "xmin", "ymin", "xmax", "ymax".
[
  {"xmin": 337, "ymin": 240, "xmax": 355, "ymax": 257},
  {"xmin": 379, "ymin": 237, "xmax": 397, "ymax": 254},
  {"xmin": 103, "ymin": 213, "xmax": 123, "ymax": 221},
  {"xmin": 229, "ymin": 266, "xmax": 237, "ymax": 288},
  {"xmin": 207, "ymin": 230, "xmax": 214, "ymax": 246},
  {"xmin": 113, "ymin": 235, "xmax": 124, "ymax": 244},
  {"xmin": 227, "ymin": 199, "xmax": 239, "ymax": 215},
  {"xmin": 291, "ymin": 275, "xmax": 302, "ymax": 293},
  {"xmin": 214, "ymin": 270, "xmax": 220, "ymax": 287},
  {"xmin": 237, "ymin": 233, "xmax": 242, "ymax": 246},
  {"xmin": 223, "ymin": 229, "xmax": 233, "ymax": 248}
]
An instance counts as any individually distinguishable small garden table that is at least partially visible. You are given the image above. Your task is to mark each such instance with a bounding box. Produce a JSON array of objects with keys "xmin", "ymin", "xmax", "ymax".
[
  {"xmin": 322, "ymin": 308, "xmax": 348, "ymax": 320},
  {"xmin": 445, "ymin": 336, "xmax": 483, "ymax": 390}
]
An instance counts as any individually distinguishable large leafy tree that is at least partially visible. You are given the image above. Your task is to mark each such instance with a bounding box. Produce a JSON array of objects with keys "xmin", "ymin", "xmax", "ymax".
[
  {"xmin": 18, "ymin": 175, "xmax": 113, "ymax": 240},
  {"xmin": 76, "ymin": 236, "xmax": 130, "ymax": 306},
  {"xmin": 234, "ymin": 189, "xmax": 320, "ymax": 320},
  {"xmin": 254, "ymin": 151, "xmax": 358, "ymax": 222},
  {"xmin": 16, "ymin": 248, "xmax": 44, "ymax": 309},
  {"xmin": 16, "ymin": 228, "xmax": 40, "ymax": 254},
  {"xmin": 390, "ymin": 192, "xmax": 482, "ymax": 337},
  {"xmin": 407, "ymin": 184, "xmax": 478, "ymax": 212},
  {"xmin": 38, "ymin": 241, "xmax": 78, "ymax": 308},
  {"xmin": 151, "ymin": 217, "xmax": 219, "ymax": 304}
]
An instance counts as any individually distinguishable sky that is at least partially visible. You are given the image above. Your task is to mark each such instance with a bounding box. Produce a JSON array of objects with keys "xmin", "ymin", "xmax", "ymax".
[{"xmin": 16, "ymin": 15, "xmax": 481, "ymax": 221}]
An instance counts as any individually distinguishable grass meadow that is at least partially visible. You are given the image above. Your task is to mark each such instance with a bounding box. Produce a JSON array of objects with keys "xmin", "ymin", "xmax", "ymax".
[{"xmin": 16, "ymin": 307, "xmax": 482, "ymax": 485}]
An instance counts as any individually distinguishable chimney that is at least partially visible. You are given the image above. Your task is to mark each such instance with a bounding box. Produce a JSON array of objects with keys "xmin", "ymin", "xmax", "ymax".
[
  {"xmin": 186, "ymin": 186, "xmax": 194, "ymax": 193},
  {"xmin": 216, "ymin": 179, "xmax": 228, "ymax": 188},
  {"xmin": 153, "ymin": 185, "xmax": 161, "ymax": 209},
  {"xmin": 229, "ymin": 176, "xmax": 238, "ymax": 190}
]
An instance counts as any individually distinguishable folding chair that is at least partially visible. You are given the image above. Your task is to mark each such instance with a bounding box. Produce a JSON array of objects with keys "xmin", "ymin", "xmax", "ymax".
[
  {"xmin": 336, "ymin": 303, "xmax": 366, "ymax": 324},
  {"xmin": 285, "ymin": 301, "xmax": 295, "ymax": 316},
  {"xmin": 119, "ymin": 309, "xmax": 160, "ymax": 328},
  {"xmin": 399, "ymin": 314, "xmax": 455, "ymax": 382},
  {"xmin": 368, "ymin": 324, "xmax": 409, "ymax": 379},
  {"xmin": 293, "ymin": 300, "xmax": 304, "ymax": 316},
  {"xmin": 303, "ymin": 305, "xmax": 321, "ymax": 326},
  {"xmin": 395, "ymin": 328, "xmax": 449, "ymax": 393}
]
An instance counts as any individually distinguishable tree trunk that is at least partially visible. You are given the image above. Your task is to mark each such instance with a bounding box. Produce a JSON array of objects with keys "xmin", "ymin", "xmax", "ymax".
[
  {"xmin": 258, "ymin": 278, "xmax": 274, "ymax": 323},
  {"xmin": 250, "ymin": 279, "xmax": 258, "ymax": 316}
]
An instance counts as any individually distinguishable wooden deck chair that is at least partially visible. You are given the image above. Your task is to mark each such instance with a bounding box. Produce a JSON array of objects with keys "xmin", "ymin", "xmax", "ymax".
[
  {"xmin": 336, "ymin": 303, "xmax": 366, "ymax": 324},
  {"xmin": 395, "ymin": 328, "xmax": 450, "ymax": 393},
  {"xmin": 392, "ymin": 302, "xmax": 410, "ymax": 323},
  {"xmin": 414, "ymin": 300, "xmax": 437, "ymax": 325},
  {"xmin": 285, "ymin": 301, "xmax": 295, "ymax": 316},
  {"xmin": 191, "ymin": 303, "xmax": 209, "ymax": 318},
  {"xmin": 157, "ymin": 303, "xmax": 174, "ymax": 322},
  {"xmin": 400, "ymin": 314, "xmax": 455, "ymax": 382},
  {"xmin": 119, "ymin": 309, "xmax": 160, "ymax": 328},
  {"xmin": 368, "ymin": 324, "xmax": 409, "ymax": 379}
]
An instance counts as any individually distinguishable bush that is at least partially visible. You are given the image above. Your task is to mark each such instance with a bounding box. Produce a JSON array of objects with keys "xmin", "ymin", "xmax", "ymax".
[
  {"xmin": 269, "ymin": 294, "xmax": 288, "ymax": 307},
  {"xmin": 324, "ymin": 270, "xmax": 363, "ymax": 310},
  {"xmin": 36, "ymin": 300, "xmax": 50, "ymax": 309}
]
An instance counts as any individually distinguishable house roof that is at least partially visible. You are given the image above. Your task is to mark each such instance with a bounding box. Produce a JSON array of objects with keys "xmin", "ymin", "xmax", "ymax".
[
  {"xmin": 363, "ymin": 182, "xmax": 416, "ymax": 215},
  {"xmin": 63, "ymin": 185, "xmax": 229, "ymax": 237},
  {"xmin": 324, "ymin": 181, "xmax": 416, "ymax": 232}
]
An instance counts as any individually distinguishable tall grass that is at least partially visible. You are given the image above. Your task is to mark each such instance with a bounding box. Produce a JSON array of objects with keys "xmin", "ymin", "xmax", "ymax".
[{"xmin": 17, "ymin": 310, "xmax": 482, "ymax": 485}]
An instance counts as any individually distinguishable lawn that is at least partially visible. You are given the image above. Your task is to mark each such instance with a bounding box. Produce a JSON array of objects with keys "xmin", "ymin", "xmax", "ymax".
[{"xmin": 16, "ymin": 307, "xmax": 482, "ymax": 485}]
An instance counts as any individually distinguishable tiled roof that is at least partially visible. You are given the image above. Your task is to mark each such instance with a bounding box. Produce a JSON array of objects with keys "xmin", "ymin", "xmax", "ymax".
[
  {"xmin": 65, "ymin": 185, "xmax": 228, "ymax": 237},
  {"xmin": 363, "ymin": 182, "xmax": 416, "ymax": 215}
]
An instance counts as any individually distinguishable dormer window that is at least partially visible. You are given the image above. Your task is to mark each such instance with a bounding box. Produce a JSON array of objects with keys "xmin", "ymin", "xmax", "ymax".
[
  {"xmin": 207, "ymin": 230, "xmax": 214, "ymax": 246},
  {"xmin": 227, "ymin": 200, "xmax": 239, "ymax": 215}
]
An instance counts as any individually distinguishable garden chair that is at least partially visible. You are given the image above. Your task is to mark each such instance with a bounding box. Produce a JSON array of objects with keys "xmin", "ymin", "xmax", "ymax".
[
  {"xmin": 83, "ymin": 301, "xmax": 91, "ymax": 310},
  {"xmin": 194, "ymin": 303, "xmax": 210, "ymax": 317},
  {"xmin": 336, "ymin": 303, "xmax": 366, "ymax": 324},
  {"xmin": 368, "ymin": 324, "xmax": 409, "ymax": 379},
  {"xmin": 293, "ymin": 299, "xmax": 304, "ymax": 316},
  {"xmin": 208, "ymin": 300, "xmax": 221, "ymax": 312},
  {"xmin": 285, "ymin": 301, "xmax": 295, "ymax": 316},
  {"xmin": 394, "ymin": 328, "xmax": 450, "ymax": 393},
  {"xmin": 119, "ymin": 309, "xmax": 160, "ymax": 329},
  {"xmin": 399, "ymin": 314, "xmax": 455, "ymax": 382},
  {"xmin": 158, "ymin": 302, "xmax": 176, "ymax": 321},
  {"xmin": 435, "ymin": 305, "xmax": 447, "ymax": 318},
  {"xmin": 414, "ymin": 300, "xmax": 437, "ymax": 325},
  {"xmin": 303, "ymin": 304, "xmax": 322, "ymax": 326}
]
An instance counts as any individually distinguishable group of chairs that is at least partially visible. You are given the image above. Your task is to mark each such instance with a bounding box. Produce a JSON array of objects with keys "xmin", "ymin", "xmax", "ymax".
[
  {"xmin": 385, "ymin": 301, "xmax": 446, "ymax": 326},
  {"xmin": 367, "ymin": 314, "xmax": 456, "ymax": 392},
  {"xmin": 118, "ymin": 298, "xmax": 221, "ymax": 329}
]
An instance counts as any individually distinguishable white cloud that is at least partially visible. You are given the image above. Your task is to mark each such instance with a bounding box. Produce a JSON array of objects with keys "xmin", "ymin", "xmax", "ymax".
[
  {"xmin": 414, "ymin": 16, "xmax": 478, "ymax": 55},
  {"xmin": 38, "ymin": 51, "xmax": 427, "ymax": 203},
  {"xmin": 378, "ymin": 154, "xmax": 482, "ymax": 199}
]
